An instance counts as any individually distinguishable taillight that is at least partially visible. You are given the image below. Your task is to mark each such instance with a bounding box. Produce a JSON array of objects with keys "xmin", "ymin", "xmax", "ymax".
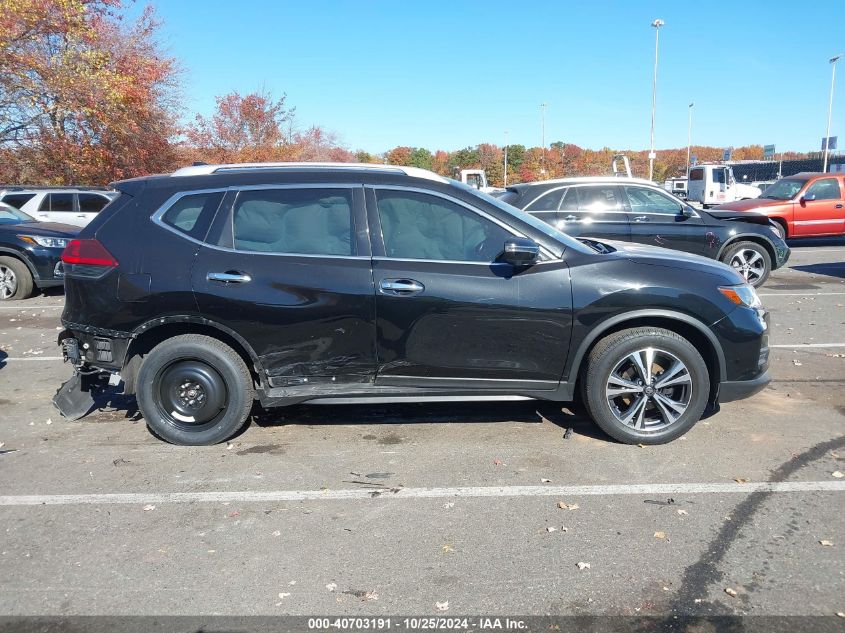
[
  {"xmin": 61, "ymin": 239, "xmax": 118, "ymax": 267},
  {"xmin": 61, "ymin": 239, "xmax": 118, "ymax": 279}
]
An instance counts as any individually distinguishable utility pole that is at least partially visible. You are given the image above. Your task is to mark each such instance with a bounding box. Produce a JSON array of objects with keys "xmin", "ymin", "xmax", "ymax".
[
  {"xmin": 503, "ymin": 130, "xmax": 509, "ymax": 187},
  {"xmin": 823, "ymin": 54, "xmax": 842, "ymax": 173},
  {"xmin": 686, "ymin": 102, "xmax": 694, "ymax": 180},
  {"xmin": 648, "ymin": 19, "xmax": 664, "ymax": 181},
  {"xmin": 540, "ymin": 102, "xmax": 548, "ymax": 175}
]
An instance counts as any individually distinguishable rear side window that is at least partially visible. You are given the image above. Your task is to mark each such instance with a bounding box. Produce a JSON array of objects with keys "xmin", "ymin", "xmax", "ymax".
[
  {"xmin": 525, "ymin": 189, "xmax": 565, "ymax": 212},
  {"xmin": 576, "ymin": 186, "xmax": 620, "ymax": 212},
  {"xmin": 1, "ymin": 193, "xmax": 35, "ymax": 209},
  {"xmin": 78, "ymin": 193, "xmax": 111, "ymax": 213},
  {"xmin": 232, "ymin": 188, "xmax": 354, "ymax": 256},
  {"xmin": 161, "ymin": 191, "xmax": 225, "ymax": 239},
  {"xmin": 689, "ymin": 168, "xmax": 703, "ymax": 181},
  {"xmin": 43, "ymin": 193, "xmax": 74, "ymax": 212}
]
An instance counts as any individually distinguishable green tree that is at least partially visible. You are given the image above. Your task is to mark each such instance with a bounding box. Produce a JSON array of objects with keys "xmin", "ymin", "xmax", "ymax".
[{"xmin": 408, "ymin": 147, "xmax": 433, "ymax": 169}]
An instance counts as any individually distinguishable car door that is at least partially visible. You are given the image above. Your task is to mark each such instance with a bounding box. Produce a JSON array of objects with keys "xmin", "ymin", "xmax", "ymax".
[
  {"xmin": 76, "ymin": 193, "xmax": 112, "ymax": 226},
  {"xmin": 622, "ymin": 184, "xmax": 706, "ymax": 255},
  {"xmin": 794, "ymin": 177, "xmax": 845, "ymax": 236},
  {"xmin": 36, "ymin": 192, "xmax": 76, "ymax": 224},
  {"xmin": 559, "ymin": 184, "xmax": 631, "ymax": 242},
  {"xmin": 367, "ymin": 186, "xmax": 572, "ymax": 388},
  {"xmin": 190, "ymin": 185, "xmax": 377, "ymax": 389}
]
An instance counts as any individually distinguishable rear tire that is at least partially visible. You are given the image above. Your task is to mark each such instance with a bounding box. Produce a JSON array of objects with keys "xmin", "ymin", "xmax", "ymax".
[
  {"xmin": 582, "ymin": 327, "xmax": 710, "ymax": 445},
  {"xmin": 136, "ymin": 334, "xmax": 254, "ymax": 446},
  {"xmin": 0, "ymin": 256, "xmax": 34, "ymax": 301},
  {"xmin": 720, "ymin": 241, "xmax": 771, "ymax": 287}
]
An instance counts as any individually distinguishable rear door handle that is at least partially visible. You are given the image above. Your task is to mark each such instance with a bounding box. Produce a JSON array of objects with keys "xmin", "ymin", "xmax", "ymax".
[
  {"xmin": 207, "ymin": 271, "xmax": 252, "ymax": 284},
  {"xmin": 562, "ymin": 215, "xmax": 578, "ymax": 222},
  {"xmin": 633, "ymin": 215, "xmax": 649, "ymax": 222},
  {"xmin": 380, "ymin": 278, "xmax": 424, "ymax": 296}
]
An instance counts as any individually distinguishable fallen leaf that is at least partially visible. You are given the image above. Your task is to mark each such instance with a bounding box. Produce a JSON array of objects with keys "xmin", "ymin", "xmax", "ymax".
[
  {"xmin": 734, "ymin": 477, "xmax": 749, "ymax": 484},
  {"xmin": 326, "ymin": 583, "xmax": 337, "ymax": 592},
  {"xmin": 792, "ymin": 359, "xmax": 802, "ymax": 366},
  {"xmin": 833, "ymin": 471, "xmax": 844, "ymax": 479},
  {"xmin": 493, "ymin": 459, "xmax": 502, "ymax": 466},
  {"xmin": 142, "ymin": 504, "xmax": 155, "ymax": 512},
  {"xmin": 557, "ymin": 502, "xmax": 579, "ymax": 510},
  {"xmin": 546, "ymin": 526, "xmax": 557, "ymax": 533},
  {"xmin": 577, "ymin": 562, "xmax": 591, "ymax": 570},
  {"xmin": 435, "ymin": 601, "xmax": 449, "ymax": 611},
  {"xmin": 272, "ymin": 530, "xmax": 281, "ymax": 536},
  {"xmin": 443, "ymin": 502, "xmax": 455, "ymax": 509},
  {"xmin": 227, "ymin": 511, "xmax": 240, "ymax": 518},
  {"xmin": 819, "ymin": 540, "xmax": 834, "ymax": 547},
  {"xmin": 363, "ymin": 591, "xmax": 379, "ymax": 601},
  {"xmin": 226, "ymin": 442, "xmax": 234, "ymax": 450},
  {"xmin": 836, "ymin": 612, "xmax": 845, "ymax": 618},
  {"xmin": 541, "ymin": 478, "xmax": 551, "ymax": 483},
  {"xmin": 45, "ymin": 418, "xmax": 52, "ymax": 425},
  {"xmin": 638, "ymin": 443, "xmax": 646, "ymax": 448},
  {"xmin": 724, "ymin": 587, "xmax": 738, "ymax": 598},
  {"xmin": 278, "ymin": 593, "xmax": 291, "ymax": 599},
  {"xmin": 288, "ymin": 580, "xmax": 296, "ymax": 585},
  {"xmin": 677, "ymin": 509, "xmax": 689, "ymax": 516},
  {"xmin": 654, "ymin": 531, "xmax": 667, "ymax": 539},
  {"xmin": 442, "ymin": 544, "xmax": 453, "ymax": 553}
]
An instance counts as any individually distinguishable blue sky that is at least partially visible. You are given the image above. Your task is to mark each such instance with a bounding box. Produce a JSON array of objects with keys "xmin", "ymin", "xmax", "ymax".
[{"xmin": 144, "ymin": 0, "xmax": 843, "ymax": 154}]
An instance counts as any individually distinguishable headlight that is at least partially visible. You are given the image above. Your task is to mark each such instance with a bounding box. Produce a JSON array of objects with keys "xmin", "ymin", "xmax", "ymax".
[
  {"xmin": 18, "ymin": 235, "xmax": 70, "ymax": 249},
  {"xmin": 719, "ymin": 284, "xmax": 762, "ymax": 308}
]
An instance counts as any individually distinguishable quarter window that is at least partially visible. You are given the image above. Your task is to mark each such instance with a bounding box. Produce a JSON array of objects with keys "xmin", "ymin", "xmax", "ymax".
[
  {"xmin": 162, "ymin": 191, "xmax": 225, "ymax": 237},
  {"xmin": 78, "ymin": 193, "xmax": 111, "ymax": 213},
  {"xmin": 232, "ymin": 188, "xmax": 354, "ymax": 256},
  {"xmin": 804, "ymin": 178, "xmax": 841, "ymax": 201},
  {"xmin": 623, "ymin": 186, "xmax": 683, "ymax": 215},
  {"xmin": 376, "ymin": 190, "xmax": 512, "ymax": 262},
  {"xmin": 1, "ymin": 193, "xmax": 35, "ymax": 209},
  {"xmin": 525, "ymin": 189, "xmax": 565, "ymax": 212}
]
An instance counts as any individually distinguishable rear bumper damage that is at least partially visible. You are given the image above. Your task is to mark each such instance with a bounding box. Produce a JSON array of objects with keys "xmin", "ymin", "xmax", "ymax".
[{"xmin": 52, "ymin": 334, "xmax": 123, "ymax": 420}]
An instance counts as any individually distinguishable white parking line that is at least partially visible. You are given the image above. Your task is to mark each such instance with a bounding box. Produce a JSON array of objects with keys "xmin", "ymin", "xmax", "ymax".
[
  {"xmin": 0, "ymin": 305, "xmax": 63, "ymax": 310},
  {"xmin": 2, "ymin": 356, "xmax": 64, "ymax": 361},
  {"xmin": 770, "ymin": 343, "xmax": 845, "ymax": 348},
  {"xmin": 759, "ymin": 292, "xmax": 845, "ymax": 297},
  {"xmin": 0, "ymin": 481, "xmax": 842, "ymax": 507}
]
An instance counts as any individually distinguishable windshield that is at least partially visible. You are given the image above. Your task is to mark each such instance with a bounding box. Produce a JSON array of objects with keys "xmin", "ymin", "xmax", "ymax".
[
  {"xmin": 448, "ymin": 179, "xmax": 594, "ymax": 255},
  {"xmin": 0, "ymin": 204, "xmax": 35, "ymax": 225},
  {"xmin": 761, "ymin": 179, "xmax": 807, "ymax": 200}
]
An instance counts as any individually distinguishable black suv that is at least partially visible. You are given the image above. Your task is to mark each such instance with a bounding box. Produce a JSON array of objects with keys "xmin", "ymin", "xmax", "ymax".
[
  {"xmin": 495, "ymin": 178, "xmax": 790, "ymax": 287},
  {"xmin": 54, "ymin": 163, "xmax": 771, "ymax": 446}
]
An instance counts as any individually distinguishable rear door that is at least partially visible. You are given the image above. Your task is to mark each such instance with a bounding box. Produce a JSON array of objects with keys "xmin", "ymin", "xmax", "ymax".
[
  {"xmin": 560, "ymin": 184, "xmax": 630, "ymax": 242},
  {"xmin": 794, "ymin": 177, "xmax": 845, "ymax": 236},
  {"xmin": 367, "ymin": 186, "xmax": 572, "ymax": 388},
  {"xmin": 522, "ymin": 187, "xmax": 567, "ymax": 230},
  {"xmin": 37, "ymin": 193, "xmax": 76, "ymax": 224},
  {"xmin": 622, "ymin": 184, "xmax": 706, "ymax": 255},
  {"xmin": 76, "ymin": 193, "xmax": 112, "ymax": 226},
  {"xmin": 190, "ymin": 185, "xmax": 377, "ymax": 389}
]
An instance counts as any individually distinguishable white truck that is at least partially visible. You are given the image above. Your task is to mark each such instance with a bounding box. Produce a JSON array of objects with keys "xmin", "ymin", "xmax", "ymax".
[
  {"xmin": 458, "ymin": 169, "xmax": 502, "ymax": 194},
  {"xmin": 687, "ymin": 164, "xmax": 761, "ymax": 207}
]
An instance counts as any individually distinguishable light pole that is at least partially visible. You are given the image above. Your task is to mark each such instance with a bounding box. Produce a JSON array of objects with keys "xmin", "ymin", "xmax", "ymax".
[
  {"xmin": 686, "ymin": 102, "xmax": 694, "ymax": 180},
  {"xmin": 503, "ymin": 130, "xmax": 509, "ymax": 187},
  {"xmin": 540, "ymin": 102, "xmax": 548, "ymax": 175},
  {"xmin": 823, "ymin": 54, "xmax": 842, "ymax": 173},
  {"xmin": 648, "ymin": 18, "xmax": 664, "ymax": 181}
]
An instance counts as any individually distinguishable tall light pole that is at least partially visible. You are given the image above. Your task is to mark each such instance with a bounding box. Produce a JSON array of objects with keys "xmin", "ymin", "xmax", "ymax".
[
  {"xmin": 823, "ymin": 54, "xmax": 842, "ymax": 173},
  {"xmin": 686, "ymin": 102, "xmax": 694, "ymax": 180},
  {"xmin": 540, "ymin": 102, "xmax": 548, "ymax": 175},
  {"xmin": 648, "ymin": 19, "xmax": 664, "ymax": 182},
  {"xmin": 503, "ymin": 130, "xmax": 509, "ymax": 187}
]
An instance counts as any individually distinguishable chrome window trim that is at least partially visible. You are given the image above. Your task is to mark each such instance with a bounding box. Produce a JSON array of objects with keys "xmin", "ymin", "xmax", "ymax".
[
  {"xmin": 523, "ymin": 183, "xmax": 624, "ymax": 213},
  {"xmin": 368, "ymin": 184, "xmax": 558, "ymax": 262}
]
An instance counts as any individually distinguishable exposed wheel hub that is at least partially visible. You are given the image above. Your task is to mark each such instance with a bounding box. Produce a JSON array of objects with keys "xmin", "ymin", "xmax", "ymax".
[
  {"xmin": 156, "ymin": 360, "xmax": 227, "ymax": 426},
  {"xmin": 178, "ymin": 380, "xmax": 207, "ymax": 409}
]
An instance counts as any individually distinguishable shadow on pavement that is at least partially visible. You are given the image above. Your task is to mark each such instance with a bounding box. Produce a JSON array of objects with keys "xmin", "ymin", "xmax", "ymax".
[
  {"xmin": 0, "ymin": 349, "xmax": 6, "ymax": 371},
  {"xmin": 790, "ymin": 262, "xmax": 845, "ymax": 279},
  {"xmin": 786, "ymin": 236, "xmax": 845, "ymax": 248}
]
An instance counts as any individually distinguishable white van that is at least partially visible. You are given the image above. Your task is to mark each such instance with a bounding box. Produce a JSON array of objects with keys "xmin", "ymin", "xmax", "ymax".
[{"xmin": 687, "ymin": 165, "xmax": 761, "ymax": 207}]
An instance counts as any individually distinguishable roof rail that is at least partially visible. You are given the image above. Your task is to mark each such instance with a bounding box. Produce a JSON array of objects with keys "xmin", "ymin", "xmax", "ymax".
[
  {"xmin": 0, "ymin": 185, "xmax": 113, "ymax": 191},
  {"xmin": 170, "ymin": 162, "xmax": 448, "ymax": 183}
]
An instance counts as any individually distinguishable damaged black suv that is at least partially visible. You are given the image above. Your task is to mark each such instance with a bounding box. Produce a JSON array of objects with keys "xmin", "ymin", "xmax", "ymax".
[{"xmin": 55, "ymin": 163, "xmax": 771, "ymax": 446}]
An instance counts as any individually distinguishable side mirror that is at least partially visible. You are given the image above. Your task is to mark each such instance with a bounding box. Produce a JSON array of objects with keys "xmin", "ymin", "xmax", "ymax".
[
  {"xmin": 681, "ymin": 206, "xmax": 694, "ymax": 217},
  {"xmin": 800, "ymin": 193, "xmax": 816, "ymax": 204},
  {"xmin": 501, "ymin": 238, "xmax": 540, "ymax": 266}
]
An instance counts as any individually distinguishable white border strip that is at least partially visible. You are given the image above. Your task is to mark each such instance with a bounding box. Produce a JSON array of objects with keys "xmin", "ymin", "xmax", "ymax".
[
  {"xmin": 760, "ymin": 292, "xmax": 845, "ymax": 297},
  {"xmin": 770, "ymin": 343, "xmax": 845, "ymax": 348},
  {"xmin": 1, "ymin": 481, "xmax": 842, "ymax": 507},
  {"xmin": 2, "ymin": 356, "xmax": 64, "ymax": 361}
]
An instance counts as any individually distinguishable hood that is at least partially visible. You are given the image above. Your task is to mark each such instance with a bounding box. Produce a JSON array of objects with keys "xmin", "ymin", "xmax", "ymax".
[
  {"xmin": 714, "ymin": 198, "xmax": 788, "ymax": 212},
  {"xmin": 705, "ymin": 209, "xmax": 773, "ymax": 227},
  {"xmin": 1, "ymin": 221, "xmax": 81, "ymax": 238},
  {"xmin": 597, "ymin": 239, "xmax": 744, "ymax": 284}
]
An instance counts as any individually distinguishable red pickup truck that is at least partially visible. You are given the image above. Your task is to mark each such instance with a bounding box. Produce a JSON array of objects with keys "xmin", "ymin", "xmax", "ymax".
[{"xmin": 715, "ymin": 172, "xmax": 845, "ymax": 238}]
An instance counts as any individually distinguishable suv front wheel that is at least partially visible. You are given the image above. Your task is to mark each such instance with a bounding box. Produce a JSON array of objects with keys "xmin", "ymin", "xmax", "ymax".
[
  {"xmin": 136, "ymin": 334, "xmax": 255, "ymax": 445},
  {"xmin": 582, "ymin": 327, "xmax": 710, "ymax": 444}
]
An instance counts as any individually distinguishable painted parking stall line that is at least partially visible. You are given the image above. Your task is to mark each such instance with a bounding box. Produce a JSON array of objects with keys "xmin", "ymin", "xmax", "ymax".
[
  {"xmin": 1, "ymin": 481, "xmax": 843, "ymax": 507},
  {"xmin": 2, "ymin": 356, "xmax": 64, "ymax": 361},
  {"xmin": 770, "ymin": 343, "xmax": 845, "ymax": 349}
]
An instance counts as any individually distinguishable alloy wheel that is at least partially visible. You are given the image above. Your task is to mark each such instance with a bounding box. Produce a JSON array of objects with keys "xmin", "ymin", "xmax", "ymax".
[
  {"xmin": 729, "ymin": 249, "xmax": 766, "ymax": 284},
  {"xmin": 0, "ymin": 265, "xmax": 17, "ymax": 299},
  {"xmin": 605, "ymin": 347, "xmax": 693, "ymax": 431}
]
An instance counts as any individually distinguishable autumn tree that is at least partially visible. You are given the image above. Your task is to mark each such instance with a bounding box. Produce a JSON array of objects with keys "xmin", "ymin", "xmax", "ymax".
[{"xmin": 0, "ymin": 0, "xmax": 180, "ymax": 184}]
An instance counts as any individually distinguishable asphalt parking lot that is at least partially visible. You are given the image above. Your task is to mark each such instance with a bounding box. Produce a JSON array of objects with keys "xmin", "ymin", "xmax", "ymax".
[{"xmin": 0, "ymin": 239, "xmax": 843, "ymax": 619}]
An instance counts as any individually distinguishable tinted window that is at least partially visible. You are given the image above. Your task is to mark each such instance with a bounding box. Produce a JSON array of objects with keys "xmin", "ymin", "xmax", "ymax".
[
  {"xmin": 689, "ymin": 168, "xmax": 704, "ymax": 181},
  {"xmin": 623, "ymin": 186, "xmax": 682, "ymax": 215},
  {"xmin": 525, "ymin": 189, "xmax": 565, "ymax": 212},
  {"xmin": 376, "ymin": 190, "xmax": 512, "ymax": 262},
  {"xmin": 48, "ymin": 193, "xmax": 74, "ymax": 212},
  {"xmin": 78, "ymin": 193, "xmax": 110, "ymax": 213},
  {"xmin": 233, "ymin": 188, "xmax": 353, "ymax": 256},
  {"xmin": 162, "ymin": 191, "xmax": 225, "ymax": 237},
  {"xmin": 1, "ymin": 193, "xmax": 35, "ymax": 209},
  {"xmin": 712, "ymin": 169, "xmax": 726, "ymax": 184},
  {"xmin": 576, "ymin": 186, "xmax": 619, "ymax": 212},
  {"xmin": 805, "ymin": 178, "xmax": 841, "ymax": 201}
]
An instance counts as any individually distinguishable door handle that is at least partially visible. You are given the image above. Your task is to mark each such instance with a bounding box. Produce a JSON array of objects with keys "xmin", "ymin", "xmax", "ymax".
[
  {"xmin": 77, "ymin": 214, "xmax": 87, "ymax": 218},
  {"xmin": 379, "ymin": 278, "xmax": 424, "ymax": 296},
  {"xmin": 207, "ymin": 271, "xmax": 252, "ymax": 284},
  {"xmin": 633, "ymin": 215, "xmax": 649, "ymax": 222},
  {"xmin": 562, "ymin": 215, "xmax": 579, "ymax": 222},
  {"xmin": 836, "ymin": 204, "xmax": 843, "ymax": 209}
]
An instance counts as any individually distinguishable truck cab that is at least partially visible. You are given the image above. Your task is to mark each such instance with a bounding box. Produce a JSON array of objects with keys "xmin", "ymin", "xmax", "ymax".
[{"xmin": 688, "ymin": 165, "xmax": 761, "ymax": 208}]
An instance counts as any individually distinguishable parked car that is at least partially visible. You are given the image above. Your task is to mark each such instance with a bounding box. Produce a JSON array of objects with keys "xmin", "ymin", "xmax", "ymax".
[
  {"xmin": 0, "ymin": 202, "xmax": 78, "ymax": 300},
  {"xmin": 0, "ymin": 186, "xmax": 118, "ymax": 227},
  {"xmin": 54, "ymin": 163, "xmax": 771, "ymax": 447},
  {"xmin": 494, "ymin": 177, "xmax": 789, "ymax": 287},
  {"xmin": 714, "ymin": 172, "xmax": 845, "ymax": 239}
]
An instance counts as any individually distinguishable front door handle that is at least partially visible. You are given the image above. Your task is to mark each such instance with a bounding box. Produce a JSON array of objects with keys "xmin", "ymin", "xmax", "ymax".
[
  {"xmin": 835, "ymin": 204, "xmax": 843, "ymax": 209},
  {"xmin": 380, "ymin": 278, "xmax": 424, "ymax": 296},
  {"xmin": 562, "ymin": 215, "xmax": 579, "ymax": 222},
  {"xmin": 633, "ymin": 215, "xmax": 649, "ymax": 222},
  {"xmin": 207, "ymin": 271, "xmax": 252, "ymax": 284}
]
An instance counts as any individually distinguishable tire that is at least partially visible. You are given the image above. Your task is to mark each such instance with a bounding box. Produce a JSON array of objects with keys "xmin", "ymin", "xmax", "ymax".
[
  {"xmin": 0, "ymin": 256, "xmax": 34, "ymax": 301},
  {"xmin": 720, "ymin": 241, "xmax": 771, "ymax": 287},
  {"xmin": 582, "ymin": 327, "xmax": 710, "ymax": 445},
  {"xmin": 770, "ymin": 221, "xmax": 786, "ymax": 240},
  {"xmin": 136, "ymin": 334, "xmax": 254, "ymax": 446}
]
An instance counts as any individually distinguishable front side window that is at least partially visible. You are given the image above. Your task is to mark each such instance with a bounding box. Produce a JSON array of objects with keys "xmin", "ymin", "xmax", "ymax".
[
  {"xmin": 804, "ymin": 178, "xmax": 842, "ymax": 201},
  {"xmin": 376, "ymin": 190, "xmax": 512, "ymax": 262},
  {"xmin": 162, "ymin": 191, "xmax": 225, "ymax": 238},
  {"xmin": 78, "ymin": 193, "xmax": 111, "ymax": 213},
  {"xmin": 623, "ymin": 186, "xmax": 682, "ymax": 215},
  {"xmin": 232, "ymin": 188, "xmax": 354, "ymax": 256},
  {"xmin": 525, "ymin": 189, "xmax": 565, "ymax": 212},
  {"xmin": 1, "ymin": 193, "xmax": 35, "ymax": 209},
  {"xmin": 46, "ymin": 193, "xmax": 74, "ymax": 212},
  {"xmin": 762, "ymin": 179, "xmax": 806, "ymax": 200}
]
